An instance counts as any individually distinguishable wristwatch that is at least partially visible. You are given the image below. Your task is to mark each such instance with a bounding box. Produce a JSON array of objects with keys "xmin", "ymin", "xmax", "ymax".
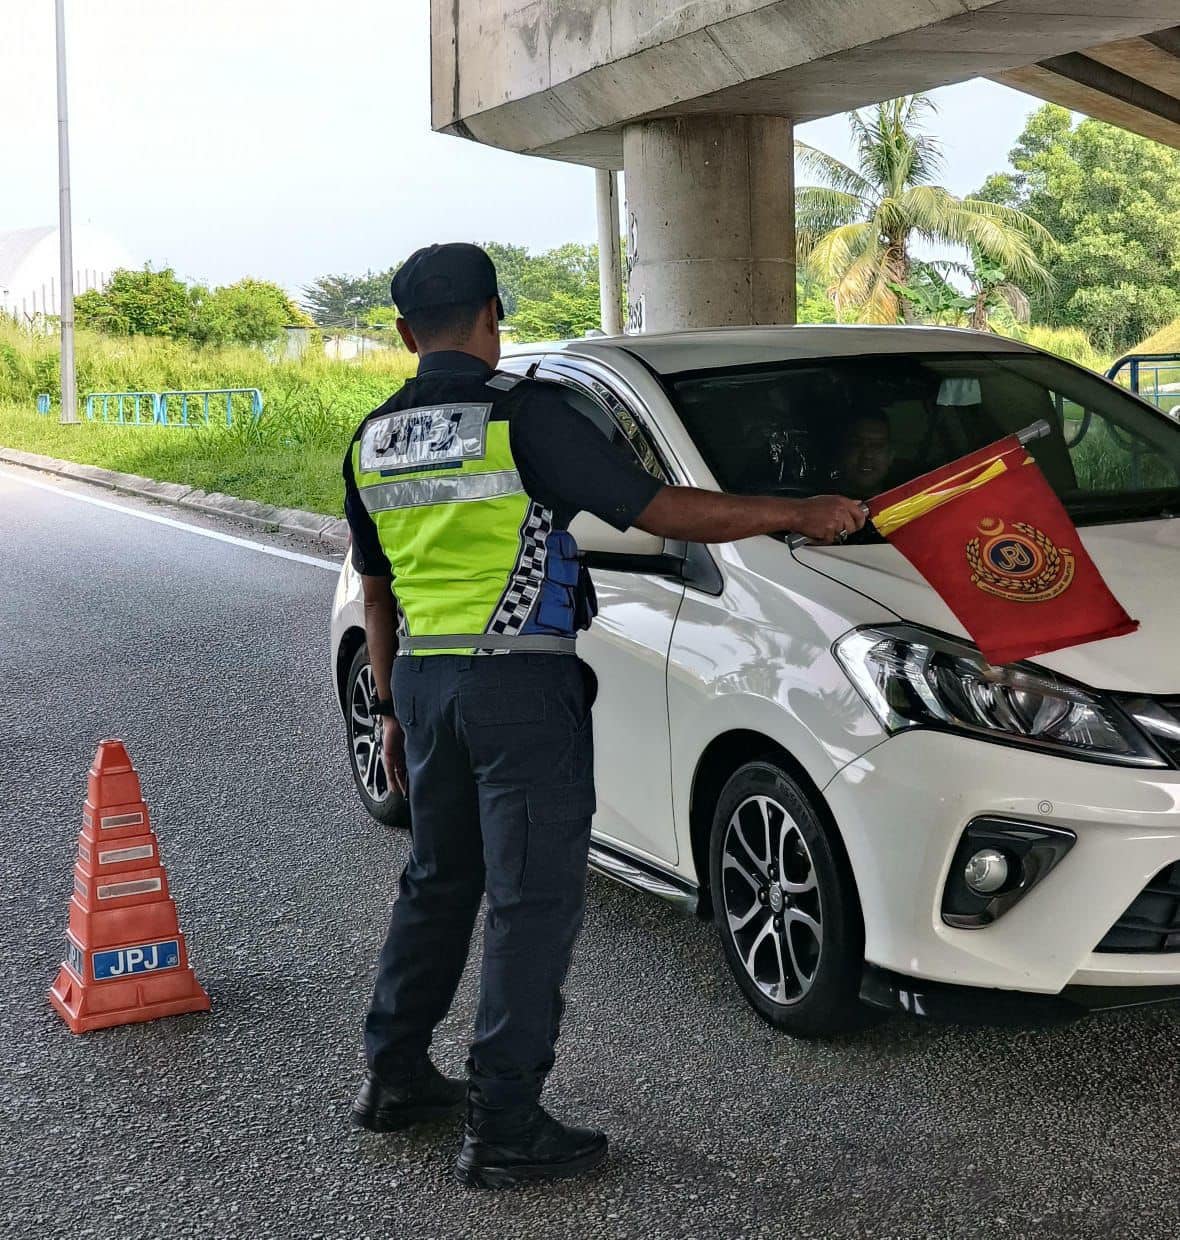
[{"xmin": 372, "ymin": 697, "xmax": 396, "ymax": 717}]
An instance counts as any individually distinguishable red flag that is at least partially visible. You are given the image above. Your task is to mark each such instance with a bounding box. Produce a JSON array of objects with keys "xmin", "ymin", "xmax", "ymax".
[{"xmin": 868, "ymin": 435, "xmax": 1137, "ymax": 666}]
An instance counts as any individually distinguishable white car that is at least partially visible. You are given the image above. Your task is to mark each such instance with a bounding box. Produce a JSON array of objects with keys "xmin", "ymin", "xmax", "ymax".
[{"xmin": 331, "ymin": 326, "xmax": 1180, "ymax": 1035}]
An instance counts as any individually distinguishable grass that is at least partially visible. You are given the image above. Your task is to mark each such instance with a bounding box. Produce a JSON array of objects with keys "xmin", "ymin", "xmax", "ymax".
[
  {"xmin": 1132, "ymin": 317, "xmax": 1180, "ymax": 356},
  {"xmin": 0, "ymin": 324, "xmax": 416, "ymax": 515},
  {"xmin": 1008, "ymin": 324, "xmax": 1113, "ymax": 374}
]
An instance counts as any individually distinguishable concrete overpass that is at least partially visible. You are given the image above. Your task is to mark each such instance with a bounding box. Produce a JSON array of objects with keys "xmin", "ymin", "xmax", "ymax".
[{"xmin": 430, "ymin": 1, "xmax": 1180, "ymax": 331}]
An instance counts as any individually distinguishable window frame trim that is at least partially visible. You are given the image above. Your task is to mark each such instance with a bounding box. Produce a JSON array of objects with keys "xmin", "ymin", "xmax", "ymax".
[{"xmin": 534, "ymin": 356, "xmax": 679, "ymax": 486}]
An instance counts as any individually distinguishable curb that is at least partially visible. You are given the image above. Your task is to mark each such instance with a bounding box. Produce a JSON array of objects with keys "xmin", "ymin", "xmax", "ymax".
[{"xmin": 0, "ymin": 447, "xmax": 350, "ymax": 551}]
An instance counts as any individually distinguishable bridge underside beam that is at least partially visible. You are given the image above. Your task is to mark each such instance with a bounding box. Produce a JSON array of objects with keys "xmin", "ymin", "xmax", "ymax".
[
  {"xmin": 433, "ymin": 2, "xmax": 1180, "ymax": 167},
  {"xmin": 994, "ymin": 29, "xmax": 1180, "ymax": 149}
]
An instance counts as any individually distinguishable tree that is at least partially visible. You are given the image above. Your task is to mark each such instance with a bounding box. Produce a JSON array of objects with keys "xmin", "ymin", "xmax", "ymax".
[
  {"xmin": 74, "ymin": 267, "xmax": 194, "ymax": 337},
  {"xmin": 362, "ymin": 305, "xmax": 400, "ymax": 329},
  {"xmin": 511, "ymin": 287, "xmax": 601, "ymax": 343},
  {"xmin": 301, "ymin": 268, "xmax": 398, "ymax": 326},
  {"xmin": 504, "ymin": 245, "xmax": 602, "ymax": 341},
  {"xmin": 301, "ymin": 242, "xmax": 607, "ymax": 342},
  {"xmin": 796, "ymin": 95, "xmax": 1051, "ymax": 324},
  {"xmin": 481, "ymin": 243, "xmax": 532, "ymax": 316},
  {"xmin": 192, "ymin": 278, "xmax": 312, "ymax": 346},
  {"xmin": 976, "ymin": 104, "xmax": 1180, "ymax": 353}
]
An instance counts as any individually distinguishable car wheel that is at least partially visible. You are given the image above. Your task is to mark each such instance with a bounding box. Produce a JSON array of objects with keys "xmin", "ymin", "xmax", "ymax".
[
  {"xmin": 344, "ymin": 643, "xmax": 410, "ymax": 830},
  {"xmin": 708, "ymin": 760, "xmax": 876, "ymax": 1036}
]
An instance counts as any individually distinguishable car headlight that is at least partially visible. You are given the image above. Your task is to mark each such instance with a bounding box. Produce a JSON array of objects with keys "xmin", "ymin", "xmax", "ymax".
[{"xmin": 833, "ymin": 624, "xmax": 1165, "ymax": 768}]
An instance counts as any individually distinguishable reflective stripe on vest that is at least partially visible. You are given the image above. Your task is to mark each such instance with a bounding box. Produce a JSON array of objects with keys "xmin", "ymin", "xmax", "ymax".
[
  {"xmin": 360, "ymin": 469, "xmax": 524, "ymax": 513},
  {"xmin": 398, "ymin": 633, "xmax": 576, "ymax": 654}
]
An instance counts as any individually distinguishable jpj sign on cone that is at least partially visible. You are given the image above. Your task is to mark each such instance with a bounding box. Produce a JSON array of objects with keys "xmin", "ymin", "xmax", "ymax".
[{"xmin": 867, "ymin": 427, "xmax": 1138, "ymax": 666}]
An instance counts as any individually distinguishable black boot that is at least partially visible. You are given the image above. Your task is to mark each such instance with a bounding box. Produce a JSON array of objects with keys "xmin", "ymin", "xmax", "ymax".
[
  {"xmin": 350, "ymin": 1062, "xmax": 466, "ymax": 1132},
  {"xmin": 455, "ymin": 1105, "xmax": 608, "ymax": 1189}
]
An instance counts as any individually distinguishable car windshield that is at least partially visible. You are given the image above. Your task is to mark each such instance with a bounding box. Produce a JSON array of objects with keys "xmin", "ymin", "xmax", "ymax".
[{"xmin": 664, "ymin": 351, "xmax": 1180, "ymax": 526}]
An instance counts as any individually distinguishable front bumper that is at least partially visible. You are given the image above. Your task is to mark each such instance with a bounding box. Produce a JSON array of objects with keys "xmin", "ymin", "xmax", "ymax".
[
  {"xmin": 825, "ymin": 729, "xmax": 1180, "ymax": 996},
  {"xmin": 860, "ymin": 965, "xmax": 1180, "ymax": 1025}
]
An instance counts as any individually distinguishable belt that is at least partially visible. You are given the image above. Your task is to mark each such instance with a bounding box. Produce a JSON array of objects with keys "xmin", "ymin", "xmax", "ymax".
[{"xmin": 397, "ymin": 633, "xmax": 577, "ymax": 654}]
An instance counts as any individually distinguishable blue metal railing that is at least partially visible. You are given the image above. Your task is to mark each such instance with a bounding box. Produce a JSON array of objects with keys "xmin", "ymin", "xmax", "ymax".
[
  {"xmin": 157, "ymin": 388, "xmax": 263, "ymax": 427},
  {"xmin": 36, "ymin": 393, "xmax": 51, "ymax": 415},
  {"xmin": 1106, "ymin": 353, "xmax": 1180, "ymax": 421},
  {"xmin": 83, "ymin": 388, "xmax": 263, "ymax": 427},
  {"xmin": 84, "ymin": 392, "xmax": 163, "ymax": 424}
]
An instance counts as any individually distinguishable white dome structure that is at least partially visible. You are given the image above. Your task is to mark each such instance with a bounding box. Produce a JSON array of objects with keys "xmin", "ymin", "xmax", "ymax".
[{"xmin": 0, "ymin": 224, "xmax": 135, "ymax": 321}]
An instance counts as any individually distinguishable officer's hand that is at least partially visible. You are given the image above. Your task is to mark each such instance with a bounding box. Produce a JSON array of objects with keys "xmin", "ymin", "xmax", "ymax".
[
  {"xmin": 787, "ymin": 495, "xmax": 868, "ymax": 544},
  {"xmin": 382, "ymin": 716, "xmax": 408, "ymax": 797}
]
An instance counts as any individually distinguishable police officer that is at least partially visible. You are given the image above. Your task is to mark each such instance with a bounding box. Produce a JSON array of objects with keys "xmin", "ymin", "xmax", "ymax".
[{"xmin": 342, "ymin": 243, "xmax": 865, "ymax": 1189}]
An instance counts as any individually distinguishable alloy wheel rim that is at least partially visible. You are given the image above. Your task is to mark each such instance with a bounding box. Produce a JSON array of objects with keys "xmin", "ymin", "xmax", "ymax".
[
  {"xmin": 349, "ymin": 662, "xmax": 390, "ymax": 804},
  {"xmin": 721, "ymin": 794, "xmax": 823, "ymax": 1006}
]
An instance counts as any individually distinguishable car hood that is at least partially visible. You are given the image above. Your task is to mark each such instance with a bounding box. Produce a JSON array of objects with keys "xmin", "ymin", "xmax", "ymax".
[{"xmin": 793, "ymin": 518, "xmax": 1180, "ymax": 693}]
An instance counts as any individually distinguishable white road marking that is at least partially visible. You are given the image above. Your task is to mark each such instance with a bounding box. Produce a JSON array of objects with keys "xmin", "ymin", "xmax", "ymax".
[{"xmin": 1, "ymin": 466, "xmax": 342, "ymax": 573}]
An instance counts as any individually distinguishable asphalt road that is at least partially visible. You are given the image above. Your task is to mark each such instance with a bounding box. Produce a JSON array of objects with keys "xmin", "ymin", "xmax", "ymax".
[{"xmin": 2, "ymin": 462, "xmax": 1178, "ymax": 1240}]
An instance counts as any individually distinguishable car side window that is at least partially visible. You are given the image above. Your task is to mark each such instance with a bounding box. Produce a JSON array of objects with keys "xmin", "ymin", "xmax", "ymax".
[
  {"xmin": 543, "ymin": 369, "xmax": 670, "ymax": 483},
  {"xmin": 1055, "ymin": 389, "xmax": 1180, "ymax": 493}
]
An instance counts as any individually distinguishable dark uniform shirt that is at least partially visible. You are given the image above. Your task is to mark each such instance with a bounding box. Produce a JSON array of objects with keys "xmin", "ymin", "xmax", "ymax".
[{"xmin": 343, "ymin": 350, "xmax": 663, "ymax": 579}]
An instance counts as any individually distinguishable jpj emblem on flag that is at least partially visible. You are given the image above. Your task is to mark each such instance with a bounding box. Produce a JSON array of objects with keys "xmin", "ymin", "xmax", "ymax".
[
  {"xmin": 869, "ymin": 426, "xmax": 1137, "ymax": 666},
  {"xmin": 966, "ymin": 518, "xmax": 1075, "ymax": 603}
]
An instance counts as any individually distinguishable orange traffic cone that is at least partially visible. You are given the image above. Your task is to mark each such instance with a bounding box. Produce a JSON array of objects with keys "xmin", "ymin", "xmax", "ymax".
[{"xmin": 49, "ymin": 739, "xmax": 210, "ymax": 1033}]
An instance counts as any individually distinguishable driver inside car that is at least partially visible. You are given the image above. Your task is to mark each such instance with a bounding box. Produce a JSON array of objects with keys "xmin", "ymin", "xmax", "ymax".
[{"xmin": 830, "ymin": 411, "xmax": 895, "ymax": 499}]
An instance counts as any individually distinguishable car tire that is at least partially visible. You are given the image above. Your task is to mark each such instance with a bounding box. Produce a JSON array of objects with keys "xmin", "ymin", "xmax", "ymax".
[
  {"xmin": 344, "ymin": 643, "xmax": 410, "ymax": 830},
  {"xmin": 708, "ymin": 760, "xmax": 877, "ymax": 1036}
]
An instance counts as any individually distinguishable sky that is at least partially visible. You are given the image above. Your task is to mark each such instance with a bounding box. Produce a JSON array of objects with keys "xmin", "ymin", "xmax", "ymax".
[{"xmin": 1, "ymin": 0, "xmax": 1049, "ymax": 298}]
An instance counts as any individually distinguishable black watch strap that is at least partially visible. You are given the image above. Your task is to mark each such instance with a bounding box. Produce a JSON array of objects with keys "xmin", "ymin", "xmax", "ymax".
[{"xmin": 372, "ymin": 697, "xmax": 396, "ymax": 717}]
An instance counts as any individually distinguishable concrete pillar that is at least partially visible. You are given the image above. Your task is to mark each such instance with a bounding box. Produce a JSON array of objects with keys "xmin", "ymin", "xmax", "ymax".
[
  {"xmin": 594, "ymin": 168, "xmax": 624, "ymax": 336},
  {"xmin": 622, "ymin": 115, "xmax": 795, "ymax": 333}
]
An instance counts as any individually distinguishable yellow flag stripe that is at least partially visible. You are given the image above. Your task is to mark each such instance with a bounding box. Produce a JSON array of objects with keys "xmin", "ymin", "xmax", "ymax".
[{"xmin": 874, "ymin": 457, "xmax": 1010, "ymax": 538}]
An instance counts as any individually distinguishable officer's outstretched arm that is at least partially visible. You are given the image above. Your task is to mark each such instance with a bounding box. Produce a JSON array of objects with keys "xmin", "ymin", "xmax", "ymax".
[{"xmin": 634, "ymin": 486, "xmax": 866, "ymax": 546}]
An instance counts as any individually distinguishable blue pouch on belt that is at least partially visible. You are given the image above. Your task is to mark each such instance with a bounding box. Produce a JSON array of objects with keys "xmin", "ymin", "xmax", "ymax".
[{"xmin": 534, "ymin": 530, "xmax": 597, "ymax": 634}]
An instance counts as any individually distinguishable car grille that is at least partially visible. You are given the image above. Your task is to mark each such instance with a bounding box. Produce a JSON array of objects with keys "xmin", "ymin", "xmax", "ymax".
[{"xmin": 1095, "ymin": 862, "xmax": 1180, "ymax": 953}]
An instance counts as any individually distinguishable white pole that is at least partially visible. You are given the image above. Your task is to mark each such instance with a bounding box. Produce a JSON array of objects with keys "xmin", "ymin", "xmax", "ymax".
[
  {"xmin": 594, "ymin": 169, "xmax": 623, "ymax": 336},
  {"xmin": 55, "ymin": 0, "xmax": 78, "ymax": 424}
]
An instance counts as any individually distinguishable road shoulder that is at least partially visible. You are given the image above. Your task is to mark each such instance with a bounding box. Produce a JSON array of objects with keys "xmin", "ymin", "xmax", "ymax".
[{"xmin": 0, "ymin": 446, "xmax": 350, "ymax": 550}]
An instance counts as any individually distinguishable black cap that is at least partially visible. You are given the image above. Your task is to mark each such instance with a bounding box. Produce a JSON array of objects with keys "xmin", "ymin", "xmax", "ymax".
[{"xmin": 390, "ymin": 243, "xmax": 504, "ymax": 320}]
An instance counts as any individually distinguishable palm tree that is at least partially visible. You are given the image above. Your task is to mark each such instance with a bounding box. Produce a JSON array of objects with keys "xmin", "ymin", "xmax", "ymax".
[{"xmin": 796, "ymin": 95, "xmax": 1051, "ymax": 324}]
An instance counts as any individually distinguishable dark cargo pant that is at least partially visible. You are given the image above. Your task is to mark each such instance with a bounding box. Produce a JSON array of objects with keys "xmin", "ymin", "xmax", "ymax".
[{"xmin": 364, "ymin": 652, "xmax": 597, "ymax": 1120}]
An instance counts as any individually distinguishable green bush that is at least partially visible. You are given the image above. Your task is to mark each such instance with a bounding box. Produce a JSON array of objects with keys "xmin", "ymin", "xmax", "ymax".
[
  {"xmin": 191, "ymin": 279, "xmax": 314, "ymax": 346},
  {"xmin": 73, "ymin": 267, "xmax": 312, "ymax": 347},
  {"xmin": 74, "ymin": 268, "xmax": 193, "ymax": 338}
]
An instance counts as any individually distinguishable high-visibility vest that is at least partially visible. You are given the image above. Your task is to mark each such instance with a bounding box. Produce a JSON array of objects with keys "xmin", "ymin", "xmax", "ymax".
[{"xmin": 348, "ymin": 372, "xmax": 587, "ymax": 656}]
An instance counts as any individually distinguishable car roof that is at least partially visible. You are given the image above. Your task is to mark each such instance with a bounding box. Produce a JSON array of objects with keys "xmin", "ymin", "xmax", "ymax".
[{"xmin": 508, "ymin": 324, "xmax": 1037, "ymax": 375}]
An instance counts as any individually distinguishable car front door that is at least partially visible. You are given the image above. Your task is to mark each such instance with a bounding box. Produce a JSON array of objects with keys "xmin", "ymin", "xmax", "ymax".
[{"xmin": 537, "ymin": 356, "xmax": 684, "ymax": 867}]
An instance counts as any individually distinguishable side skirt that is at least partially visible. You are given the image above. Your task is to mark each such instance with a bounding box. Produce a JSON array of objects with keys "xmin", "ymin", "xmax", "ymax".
[{"xmin": 587, "ymin": 839, "xmax": 699, "ymax": 916}]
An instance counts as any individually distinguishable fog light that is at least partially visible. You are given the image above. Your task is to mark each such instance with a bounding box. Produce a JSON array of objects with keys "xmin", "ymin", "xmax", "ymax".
[
  {"xmin": 964, "ymin": 849, "xmax": 1009, "ymax": 895},
  {"xmin": 942, "ymin": 818, "xmax": 1076, "ymax": 929}
]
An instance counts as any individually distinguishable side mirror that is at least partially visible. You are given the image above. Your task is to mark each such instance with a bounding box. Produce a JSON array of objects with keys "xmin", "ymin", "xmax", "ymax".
[
  {"xmin": 571, "ymin": 512, "xmax": 724, "ymax": 594},
  {"xmin": 570, "ymin": 511, "xmax": 676, "ymax": 575},
  {"xmin": 571, "ymin": 512, "xmax": 665, "ymax": 558}
]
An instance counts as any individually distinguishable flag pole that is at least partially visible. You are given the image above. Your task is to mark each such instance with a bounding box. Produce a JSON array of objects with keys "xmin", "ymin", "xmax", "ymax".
[
  {"xmin": 1017, "ymin": 419, "xmax": 1051, "ymax": 445},
  {"xmin": 55, "ymin": 0, "xmax": 78, "ymax": 424}
]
